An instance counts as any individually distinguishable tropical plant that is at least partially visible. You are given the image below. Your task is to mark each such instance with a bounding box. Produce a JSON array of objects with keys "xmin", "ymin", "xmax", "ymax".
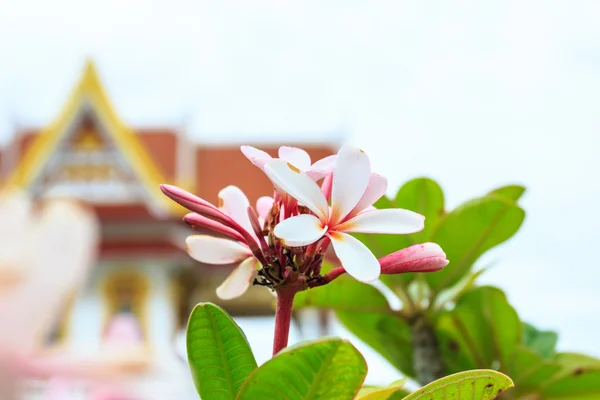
[{"xmin": 294, "ymin": 178, "xmax": 600, "ymax": 399}]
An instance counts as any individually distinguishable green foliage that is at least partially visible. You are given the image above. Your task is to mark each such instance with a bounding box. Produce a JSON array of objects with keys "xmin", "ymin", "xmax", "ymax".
[
  {"xmin": 186, "ymin": 303, "xmax": 257, "ymax": 400},
  {"xmin": 435, "ymin": 286, "xmax": 521, "ymax": 373},
  {"xmin": 522, "ymin": 322, "xmax": 558, "ymax": 359},
  {"xmin": 291, "ymin": 177, "xmax": 600, "ymax": 399},
  {"xmin": 337, "ymin": 310, "xmax": 414, "ymax": 376},
  {"xmin": 426, "ymin": 195, "xmax": 525, "ymax": 291},
  {"xmin": 294, "ymin": 275, "xmax": 391, "ymax": 313},
  {"xmin": 401, "ymin": 370, "xmax": 514, "ymax": 400},
  {"xmin": 236, "ymin": 338, "xmax": 367, "ymax": 400},
  {"xmin": 394, "ymin": 178, "xmax": 445, "ymax": 244}
]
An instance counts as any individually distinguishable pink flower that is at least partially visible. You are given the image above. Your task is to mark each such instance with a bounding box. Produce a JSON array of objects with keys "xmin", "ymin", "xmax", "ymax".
[
  {"xmin": 241, "ymin": 145, "xmax": 337, "ymax": 181},
  {"xmin": 163, "ymin": 185, "xmax": 273, "ymax": 299},
  {"xmin": 264, "ymin": 145, "xmax": 425, "ymax": 283},
  {"xmin": 379, "ymin": 243, "xmax": 449, "ymax": 274}
]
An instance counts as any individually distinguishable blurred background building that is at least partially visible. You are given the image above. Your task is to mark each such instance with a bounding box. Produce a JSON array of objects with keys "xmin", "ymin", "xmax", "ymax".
[{"xmin": 0, "ymin": 61, "xmax": 336, "ymax": 398}]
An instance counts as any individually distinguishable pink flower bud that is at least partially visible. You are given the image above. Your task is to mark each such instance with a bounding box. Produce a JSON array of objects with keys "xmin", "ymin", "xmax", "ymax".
[{"xmin": 379, "ymin": 243, "xmax": 449, "ymax": 274}]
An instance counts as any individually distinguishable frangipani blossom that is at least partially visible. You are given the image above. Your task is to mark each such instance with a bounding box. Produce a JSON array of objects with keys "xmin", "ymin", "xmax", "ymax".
[
  {"xmin": 185, "ymin": 186, "xmax": 273, "ymax": 299},
  {"xmin": 241, "ymin": 145, "xmax": 337, "ymax": 181},
  {"xmin": 161, "ymin": 144, "xmax": 449, "ymax": 356},
  {"xmin": 265, "ymin": 145, "xmax": 425, "ymax": 283}
]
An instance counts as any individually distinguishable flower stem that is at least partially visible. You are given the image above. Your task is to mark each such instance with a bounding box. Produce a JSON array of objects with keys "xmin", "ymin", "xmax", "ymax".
[{"xmin": 272, "ymin": 289, "xmax": 296, "ymax": 355}]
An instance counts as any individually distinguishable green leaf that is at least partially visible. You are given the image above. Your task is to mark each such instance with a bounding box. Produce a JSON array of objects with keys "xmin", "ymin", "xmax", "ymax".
[
  {"xmin": 426, "ymin": 195, "xmax": 525, "ymax": 291},
  {"xmin": 356, "ymin": 379, "xmax": 407, "ymax": 400},
  {"xmin": 554, "ymin": 352, "xmax": 600, "ymax": 369},
  {"xmin": 337, "ymin": 311, "xmax": 414, "ymax": 377},
  {"xmin": 487, "ymin": 185, "xmax": 526, "ymax": 202},
  {"xmin": 394, "ymin": 178, "xmax": 445, "ymax": 243},
  {"xmin": 541, "ymin": 366, "xmax": 600, "ymax": 400},
  {"xmin": 435, "ymin": 286, "xmax": 521, "ymax": 373},
  {"xmin": 507, "ymin": 346, "xmax": 562, "ymax": 392},
  {"xmin": 235, "ymin": 338, "xmax": 367, "ymax": 400},
  {"xmin": 522, "ymin": 322, "xmax": 558, "ymax": 359},
  {"xmin": 186, "ymin": 303, "xmax": 257, "ymax": 400},
  {"xmin": 402, "ymin": 370, "xmax": 513, "ymax": 400},
  {"xmin": 293, "ymin": 276, "xmax": 391, "ymax": 313}
]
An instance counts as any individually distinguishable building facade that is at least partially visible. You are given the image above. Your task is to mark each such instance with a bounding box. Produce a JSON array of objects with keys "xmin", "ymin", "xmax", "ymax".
[{"xmin": 0, "ymin": 61, "xmax": 336, "ymax": 398}]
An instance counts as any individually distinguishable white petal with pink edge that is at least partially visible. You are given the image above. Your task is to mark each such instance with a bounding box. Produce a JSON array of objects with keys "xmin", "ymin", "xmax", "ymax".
[
  {"xmin": 264, "ymin": 159, "xmax": 329, "ymax": 220},
  {"xmin": 337, "ymin": 208, "xmax": 425, "ymax": 234},
  {"xmin": 330, "ymin": 146, "xmax": 371, "ymax": 225},
  {"xmin": 186, "ymin": 235, "xmax": 251, "ymax": 264},
  {"xmin": 306, "ymin": 155, "xmax": 337, "ymax": 180},
  {"xmin": 328, "ymin": 231, "xmax": 380, "ymax": 282},
  {"xmin": 218, "ymin": 186, "xmax": 253, "ymax": 235},
  {"xmin": 278, "ymin": 146, "xmax": 311, "ymax": 171},
  {"xmin": 216, "ymin": 257, "xmax": 258, "ymax": 300},
  {"xmin": 241, "ymin": 145, "xmax": 272, "ymax": 170},
  {"xmin": 347, "ymin": 173, "xmax": 388, "ymax": 219},
  {"xmin": 256, "ymin": 196, "xmax": 275, "ymax": 219},
  {"xmin": 273, "ymin": 214, "xmax": 327, "ymax": 247}
]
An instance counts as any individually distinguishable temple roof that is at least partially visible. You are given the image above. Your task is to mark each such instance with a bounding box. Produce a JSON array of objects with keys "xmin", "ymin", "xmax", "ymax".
[{"xmin": 0, "ymin": 60, "xmax": 337, "ymax": 219}]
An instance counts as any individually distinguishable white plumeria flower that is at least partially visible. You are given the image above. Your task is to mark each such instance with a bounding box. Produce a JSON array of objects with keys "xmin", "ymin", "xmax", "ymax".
[
  {"xmin": 241, "ymin": 145, "xmax": 337, "ymax": 181},
  {"xmin": 264, "ymin": 145, "xmax": 425, "ymax": 283},
  {"xmin": 186, "ymin": 186, "xmax": 273, "ymax": 299}
]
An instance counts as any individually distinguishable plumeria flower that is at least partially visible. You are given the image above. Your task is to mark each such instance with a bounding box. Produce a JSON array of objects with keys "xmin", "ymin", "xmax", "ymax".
[
  {"xmin": 264, "ymin": 145, "xmax": 425, "ymax": 283},
  {"xmin": 241, "ymin": 145, "xmax": 337, "ymax": 181},
  {"xmin": 163, "ymin": 185, "xmax": 273, "ymax": 300}
]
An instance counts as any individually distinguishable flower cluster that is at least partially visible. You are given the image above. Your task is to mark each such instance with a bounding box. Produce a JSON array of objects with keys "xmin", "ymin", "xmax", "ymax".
[{"xmin": 161, "ymin": 145, "xmax": 448, "ymax": 299}]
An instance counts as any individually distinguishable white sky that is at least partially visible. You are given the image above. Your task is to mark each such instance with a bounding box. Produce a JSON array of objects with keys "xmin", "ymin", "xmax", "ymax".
[{"xmin": 1, "ymin": 0, "xmax": 599, "ymax": 377}]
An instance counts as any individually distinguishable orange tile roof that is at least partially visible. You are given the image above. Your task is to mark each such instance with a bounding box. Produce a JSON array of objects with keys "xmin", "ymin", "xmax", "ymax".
[{"xmin": 194, "ymin": 145, "xmax": 336, "ymax": 205}]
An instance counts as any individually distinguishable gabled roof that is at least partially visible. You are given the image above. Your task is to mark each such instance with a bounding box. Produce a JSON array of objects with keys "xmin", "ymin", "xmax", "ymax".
[{"xmin": 6, "ymin": 60, "xmax": 182, "ymax": 216}]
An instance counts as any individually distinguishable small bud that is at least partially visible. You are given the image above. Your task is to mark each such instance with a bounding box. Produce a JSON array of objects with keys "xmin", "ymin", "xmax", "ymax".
[{"xmin": 379, "ymin": 243, "xmax": 448, "ymax": 274}]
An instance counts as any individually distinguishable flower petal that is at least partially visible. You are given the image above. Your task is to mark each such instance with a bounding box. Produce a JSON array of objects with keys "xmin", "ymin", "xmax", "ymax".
[
  {"xmin": 264, "ymin": 159, "xmax": 328, "ymax": 220},
  {"xmin": 241, "ymin": 145, "xmax": 272, "ymax": 170},
  {"xmin": 330, "ymin": 146, "xmax": 371, "ymax": 225},
  {"xmin": 273, "ymin": 214, "xmax": 327, "ymax": 246},
  {"xmin": 306, "ymin": 155, "xmax": 337, "ymax": 181},
  {"xmin": 347, "ymin": 173, "xmax": 388, "ymax": 219},
  {"xmin": 320, "ymin": 173, "xmax": 333, "ymax": 202},
  {"xmin": 278, "ymin": 146, "xmax": 311, "ymax": 171},
  {"xmin": 216, "ymin": 257, "xmax": 258, "ymax": 300},
  {"xmin": 256, "ymin": 196, "xmax": 275, "ymax": 220},
  {"xmin": 186, "ymin": 235, "xmax": 251, "ymax": 264},
  {"xmin": 328, "ymin": 231, "xmax": 380, "ymax": 282},
  {"xmin": 337, "ymin": 209, "xmax": 424, "ymax": 234},
  {"xmin": 218, "ymin": 186, "xmax": 253, "ymax": 235},
  {"xmin": 379, "ymin": 243, "xmax": 449, "ymax": 274}
]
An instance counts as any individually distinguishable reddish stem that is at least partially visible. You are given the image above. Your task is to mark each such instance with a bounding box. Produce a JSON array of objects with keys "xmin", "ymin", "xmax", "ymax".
[{"xmin": 272, "ymin": 289, "xmax": 296, "ymax": 355}]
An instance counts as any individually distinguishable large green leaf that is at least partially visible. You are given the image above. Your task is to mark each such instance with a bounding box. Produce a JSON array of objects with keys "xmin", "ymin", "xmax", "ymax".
[
  {"xmin": 541, "ymin": 366, "xmax": 600, "ymax": 400},
  {"xmin": 186, "ymin": 303, "xmax": 257, "ymax": 400},
  {"xmin": 356, "ymin": 379, "xmax": 407, "ymax": 400},
  {"xmin": 487, "ymin": 185, "xmax": 526, "ymax": 202},
  {"xmin": 435, "ymin": 287, "xmax": 521, "ymax": 374},
  {"xmin": 293, "ymin": 276, "xmax": 391, "ymax": 313},
  {"xmin": 522, "ymin": 322, "xmax": 558, "ymax": 359},
  {"xmin": 425, "ymin": 195, "xmax": 525, "ymax": 291},
  {"xmin": 394, "ymin": 178, "xmax": 445, "ymax": 243},
  {"xmin": 401, "ymin": 370, "xmax": 513, "ymax": 400},
  {"xmin": 507, "ymin": 346, "xmax": 562, "ymax": 395},
  {"xmin": 235, "ymin": 338, "xmax": 367, "ymax": 400},
  {"xmin": 337, "ymin": 311, "xmax": 414, "ymax": 377}
]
